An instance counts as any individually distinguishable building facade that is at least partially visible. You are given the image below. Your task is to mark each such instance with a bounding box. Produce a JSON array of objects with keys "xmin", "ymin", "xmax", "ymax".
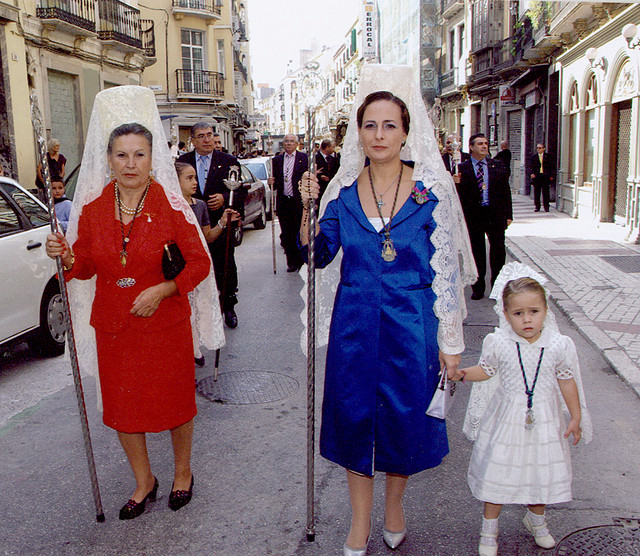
[
  {"xmin": 139, "ymin": 0, "xmax": 254, "ymax": 154},
  {"xmin": 1, "ymin": 0, "xmax": 155, "ymax": 185}
]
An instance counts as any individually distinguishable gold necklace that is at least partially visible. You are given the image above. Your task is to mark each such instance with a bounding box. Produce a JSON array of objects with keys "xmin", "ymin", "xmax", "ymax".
[
  {"xmin": 368, "ymin": 164, "xmax": 403, "ymax": 262},
  {"xmin": 115, "ymin": 179, "xmax": 151, "ymax": 266}
]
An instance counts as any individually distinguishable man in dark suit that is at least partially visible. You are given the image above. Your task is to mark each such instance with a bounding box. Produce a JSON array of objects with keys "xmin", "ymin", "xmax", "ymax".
[
  {"xmin": 530, "ymin": 143, "xmax": 554, "ymax": 212},
  {"xmin": 441, "ymin": 133, "xmax": 470, "ymax": 176},
  {"xmin": 315, "ymin": 138, "xmax": 340, "ymax": 199},
  {"xmin": 177, "ymin": 122, "xmax": 245, "ymax": 328},
  {"xmin": 493, "ymin": 140, "xmax": 512, "ymax": 177},
  {"xmin": 457, "ymin": 133, "xmax": 513, "ymax": 300},
  {"xmin": 267, "ymin": 134, "xmax": 308, "ymax": 272}
]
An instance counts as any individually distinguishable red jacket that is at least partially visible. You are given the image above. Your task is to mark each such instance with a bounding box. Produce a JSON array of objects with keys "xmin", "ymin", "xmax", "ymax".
[{"xmin": 66, "ymin": 181, "xmax": 211, "ymax": 334}]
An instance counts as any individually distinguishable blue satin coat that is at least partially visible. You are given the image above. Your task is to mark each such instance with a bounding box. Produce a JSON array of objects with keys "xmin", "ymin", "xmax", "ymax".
[{"xmin": 311, "ymin": 180, "xmax": 449, "ymax": 476}]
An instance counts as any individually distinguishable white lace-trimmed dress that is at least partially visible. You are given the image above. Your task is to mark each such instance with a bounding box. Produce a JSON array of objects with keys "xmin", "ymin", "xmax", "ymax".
[{"xmin": 467, "ymin": 326, "xmax": 577, "ymax": 505}]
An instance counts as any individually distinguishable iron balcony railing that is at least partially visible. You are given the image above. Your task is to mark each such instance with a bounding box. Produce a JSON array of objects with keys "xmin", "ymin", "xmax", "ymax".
[
  {"xmin": 171, "ymin": 0, "xmax": 221, "ymax": 16},
  {"xmin": 176, "ymin": 69, "xmax": 224, "ymax": 97},
  {"xmin": 98, "ymin": 0, "xmax": 142, "ymax": 49},
  {"xmin": 438, "ymin": 68, "xmax": 456, "ymax": 92},
  {"xmin": 140, "ymin": 19, "xmax": 155, "ymax": 58},
  {"xmin": 234, "ymin": 49, "xmax": 248, "ymax": 83},
  {"xmin": 36, "ymin": 0, "xmax": 96, "ymax": 34}
]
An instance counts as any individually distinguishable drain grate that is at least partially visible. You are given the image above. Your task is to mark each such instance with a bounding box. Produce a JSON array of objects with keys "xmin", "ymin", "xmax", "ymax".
[
  {"xmin": 555, "ymin": 519, "xmax": 640, "ymax": 555},
  {"xmin": 197, "ymin": 370, "xmax": 299, "ymax": 404},
  {"xmin": 600, "ymin": 255, "xmax": 640, "ymax": 273}
]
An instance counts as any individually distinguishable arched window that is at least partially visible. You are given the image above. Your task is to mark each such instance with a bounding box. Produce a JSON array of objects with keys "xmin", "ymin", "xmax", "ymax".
[
  {"xmin": 584, "ymin": 74, "xmax": 598, "ymax": 185},
  {"xmin": 568, "ymin": 82, "xmax": 579, "ymax": 181}
]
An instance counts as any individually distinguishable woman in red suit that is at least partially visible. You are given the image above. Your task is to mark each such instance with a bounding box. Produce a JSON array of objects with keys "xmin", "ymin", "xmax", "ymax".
[{"xmin": 46, "ymin": 121, "xmax": 213, "ymax": 519}]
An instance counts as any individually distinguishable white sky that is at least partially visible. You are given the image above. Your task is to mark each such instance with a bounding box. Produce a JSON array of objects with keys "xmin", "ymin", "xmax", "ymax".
[{"xmin": 247, "ymin": 0, "xmax": 361, "ymax": 88}]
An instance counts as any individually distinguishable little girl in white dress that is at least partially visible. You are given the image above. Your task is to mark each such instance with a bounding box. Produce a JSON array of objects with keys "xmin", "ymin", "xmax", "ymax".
[{"xmin": 460, "ymin": 262, "xmax": 592, "ymax": 556}]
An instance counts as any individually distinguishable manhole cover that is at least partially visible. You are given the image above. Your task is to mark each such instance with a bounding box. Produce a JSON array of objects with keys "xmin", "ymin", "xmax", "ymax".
[
  {"xmin": 555, "ymin": 520, "xmax": 640, "ymax": 555},
  {"xmin": 197, "ymin": 370, "xmax": 299, "ymax": 404},
  {"xmin": 600, "ymin": 255, "xmax": 640, "ymax": 274}
]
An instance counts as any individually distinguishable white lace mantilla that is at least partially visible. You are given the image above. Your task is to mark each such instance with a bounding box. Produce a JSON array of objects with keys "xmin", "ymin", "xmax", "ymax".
[
  {"xmin": 65, "ymin": 86, "xmax": 224, "ymax": 410},
  {"xmin": 300, "ymin": 65, "xmax": 476, "ymax": 356}
]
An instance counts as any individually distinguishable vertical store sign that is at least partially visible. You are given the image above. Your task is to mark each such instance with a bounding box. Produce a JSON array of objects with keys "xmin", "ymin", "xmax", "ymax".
[{"xmin": 362, "ymin": 1, "xmax": 378, "ymax": 61}]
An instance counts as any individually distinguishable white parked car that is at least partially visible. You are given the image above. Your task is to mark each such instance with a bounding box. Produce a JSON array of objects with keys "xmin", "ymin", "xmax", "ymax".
[
  {"xmin": 0, "ymin": 178, "xmax": 66, "ymax": 356},
  {"xmin": 240, "ymin": 156, "xmax": 273, "ymax": 219}
]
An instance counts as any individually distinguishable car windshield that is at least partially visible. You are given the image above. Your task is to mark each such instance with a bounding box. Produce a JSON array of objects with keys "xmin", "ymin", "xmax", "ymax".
[
  {"xmin": 1, "ymin": 183, "xmax": 49, "ymax": 227},
  {"xmin": 242, "ymin": 163, "xmax": 267, "ymax": 180}
]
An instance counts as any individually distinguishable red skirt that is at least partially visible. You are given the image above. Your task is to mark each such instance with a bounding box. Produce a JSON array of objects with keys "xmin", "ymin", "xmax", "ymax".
[{"xmin": 95, "ymin": 318, "xmax": 196, "ymax": 433}]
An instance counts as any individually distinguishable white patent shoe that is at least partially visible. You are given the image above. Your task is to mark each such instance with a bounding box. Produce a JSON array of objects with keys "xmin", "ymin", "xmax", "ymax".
[
  {"xmin": 382, "ymin": 526, "xmax": 406, "ymax": 549},
  {"xmin": 343, "ymin": 522, "xmax": 371, "ymax": 556},
  {"xmin": 522, "ymin": 512, "xmax": 556, "ymax": 549}
]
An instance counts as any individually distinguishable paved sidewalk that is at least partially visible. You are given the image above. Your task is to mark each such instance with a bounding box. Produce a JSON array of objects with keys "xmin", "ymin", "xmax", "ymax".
[{"xmin": 505, "ymin": 193, "xmax": 640, "ymax": 398}]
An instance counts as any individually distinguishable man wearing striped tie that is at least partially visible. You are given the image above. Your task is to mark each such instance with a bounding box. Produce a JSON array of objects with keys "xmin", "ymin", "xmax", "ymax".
[
  {"xmin": 268, "ymin": 135, "xmax": 308, "ymax": 272},
  {"xmin": 456, "ymin": 133, "xmax": 513, "ymax": 300}
]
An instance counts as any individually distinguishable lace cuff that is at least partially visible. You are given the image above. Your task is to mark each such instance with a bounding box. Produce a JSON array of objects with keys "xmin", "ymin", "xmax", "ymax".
[
  {"xmin": 480, "ymin": 360, "xmax": 498, "ymax": 377},
  {"xmin": 556, "ymin": 368, "xmax": 574, "ymax": 379}
]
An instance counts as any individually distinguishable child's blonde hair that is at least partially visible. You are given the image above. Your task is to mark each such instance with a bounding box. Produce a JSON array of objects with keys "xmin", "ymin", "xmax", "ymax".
[{"xmin": 502, "ymin": 277, "xmax": 547, "ymax": 309}]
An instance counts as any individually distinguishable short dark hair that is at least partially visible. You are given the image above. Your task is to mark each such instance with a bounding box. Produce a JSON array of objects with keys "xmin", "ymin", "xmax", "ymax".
[
  {"xmin": 469, "ymin": 133, "xmax": 486, "ymax": 147},
  {"xmin": 356, "ymin": 91, "xmax": 410, "ymax": 135},
  {"xmin": 190, "ymin": 122, "xmax": 213, "ymax": 137},
  {"xmin": 320, "ymin": 139, "xmax": 334, "ymax": 150},
  {"xmin": 107, "ymin": 123, "xmax": 152, "ymax": 154},
  {"xmin": 178, "ymin": 141, "xmax": 186, "ymax": 149}
]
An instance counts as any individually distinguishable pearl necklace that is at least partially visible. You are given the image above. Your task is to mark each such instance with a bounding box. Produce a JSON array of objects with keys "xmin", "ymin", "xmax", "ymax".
[{"xmin": 115, "ymin": 179, "xmax": 150, "ymax": 215}]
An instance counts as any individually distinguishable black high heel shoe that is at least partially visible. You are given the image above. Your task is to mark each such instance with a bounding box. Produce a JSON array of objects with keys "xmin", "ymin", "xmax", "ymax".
[
  {"xmin": 119, "ymin": 477, "xmax": 159, "ymax": 520},
  {"xmin": 168, "ymin": 475, "xmax": 194, "ymax": 511}
]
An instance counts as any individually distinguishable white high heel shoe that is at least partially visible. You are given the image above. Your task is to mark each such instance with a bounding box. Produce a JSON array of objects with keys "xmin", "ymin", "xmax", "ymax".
[
  {"xmin": 382, "ymin": 527, "xmax": 406, "ymax": 549},
  {"xmin": 343, "ymin": 520, "xmax": 372, "ymax": 556}
]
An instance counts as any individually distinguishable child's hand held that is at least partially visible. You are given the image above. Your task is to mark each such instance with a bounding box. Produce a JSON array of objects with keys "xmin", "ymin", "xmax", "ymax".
[{"xmin": 564, "ymin": 418, "xmax": 582, "ymax": 445}]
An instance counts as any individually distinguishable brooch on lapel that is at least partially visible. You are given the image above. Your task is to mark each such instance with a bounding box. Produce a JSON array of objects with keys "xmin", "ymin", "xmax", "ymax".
[
  {"xmin": 411, "ymin": 184, "xmax": 429, "ymax": 205},
  {"xmin": 144, "ymin": 212, "xmax": 154, "ymax": 223}
]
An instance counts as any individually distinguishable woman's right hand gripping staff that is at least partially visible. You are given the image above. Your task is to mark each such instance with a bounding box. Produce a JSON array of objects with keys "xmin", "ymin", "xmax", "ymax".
[{"xmin": 456, "ymin": 265, "xmax": 589, "ymax": 556}]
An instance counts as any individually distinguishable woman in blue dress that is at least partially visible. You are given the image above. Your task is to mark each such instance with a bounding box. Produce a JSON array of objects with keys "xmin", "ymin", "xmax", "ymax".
[{"xmin": 299, "ymin": 65, "xmax": 476, "ymax": 555}]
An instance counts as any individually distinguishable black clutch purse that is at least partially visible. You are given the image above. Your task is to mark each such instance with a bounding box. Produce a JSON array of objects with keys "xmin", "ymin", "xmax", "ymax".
[{"xmin": 162, "ymin": 241, "xmax": 185, "ymax": 280}]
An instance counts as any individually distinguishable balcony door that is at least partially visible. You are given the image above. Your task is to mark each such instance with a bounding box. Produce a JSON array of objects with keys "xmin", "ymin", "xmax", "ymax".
[{"xmin": 182, "ymin": 29, "xmax": 204, "ymax": 94}]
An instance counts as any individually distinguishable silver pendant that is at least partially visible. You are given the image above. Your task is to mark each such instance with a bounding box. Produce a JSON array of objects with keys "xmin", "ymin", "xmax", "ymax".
[
  {"xmin": 116, "ymin": 277, "xmax": 136, "ymax": 288},
  {"xmin": 525, "ymin": 408, "xmax": 535, "ymax": 430},
  {"xmin": 382, "ymin": 238, "xmax": 396, "ymax": 262},
  {"xmin": 376, "ymin": 197, "xmax": 384, "ymax": 209}
]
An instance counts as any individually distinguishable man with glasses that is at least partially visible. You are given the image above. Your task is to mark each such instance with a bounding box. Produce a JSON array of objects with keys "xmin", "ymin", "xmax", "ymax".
[{"xmin": 178, "ymin": 122, "xmax": 244, "ymax": 328}]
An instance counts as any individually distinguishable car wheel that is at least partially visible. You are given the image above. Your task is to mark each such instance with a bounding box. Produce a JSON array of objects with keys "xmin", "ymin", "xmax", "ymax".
[
  {"xmin": 234, "ymin": 223, "xmax": 243, "ymax": 246},
  {"xmin": 253, "ymin": 202, "xmax": 267, "ymax": 230},
  {"xmin": 28, "ymin": 281, "xmax": 66, "ymax": 357}
]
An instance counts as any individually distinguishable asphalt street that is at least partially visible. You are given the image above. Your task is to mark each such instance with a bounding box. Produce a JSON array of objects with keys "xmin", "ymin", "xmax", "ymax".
[{"xmin": 1, "ymin": 222, "xmax": 639, "ymax": 555}]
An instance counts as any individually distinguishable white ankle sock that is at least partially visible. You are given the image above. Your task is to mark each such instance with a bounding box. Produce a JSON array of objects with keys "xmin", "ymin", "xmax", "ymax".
[{"xmin": 480, "ymin": 517, "xmax": 499, "ymax": 546}]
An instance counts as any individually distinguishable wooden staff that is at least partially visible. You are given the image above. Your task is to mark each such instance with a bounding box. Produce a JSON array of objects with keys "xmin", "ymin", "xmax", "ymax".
[{"xmin": 29, "ymin": 91, "xmax": 105, "ymax": 523}]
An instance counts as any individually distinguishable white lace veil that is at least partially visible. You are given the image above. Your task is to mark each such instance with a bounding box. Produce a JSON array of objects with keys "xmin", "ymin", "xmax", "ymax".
[
  {"xmin": 462, "ymin": 262, "xmax": 592, "ymax": 443},
  {"xmin": 300, "ymin": 64, "xmax": 476, "ymax": 355},
  {"xmin": 65, "ymin": 86, "xmax": 224, "ymax": 409}
]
